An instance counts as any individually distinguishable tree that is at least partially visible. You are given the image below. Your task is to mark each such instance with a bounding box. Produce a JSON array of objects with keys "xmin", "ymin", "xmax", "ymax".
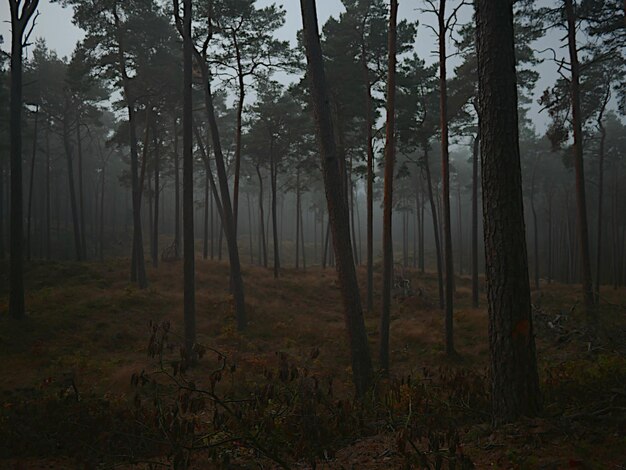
[
  {"xmin": 58, "ymin": 0, "xmax": 173, "ymax": 288},
  {"xmin": 423, "ymin": 0, "xmax": 469, "ymax": 356},
  {"xmin": 9, "ymin": 0, "xmax": 40, "ymax": 319},
  {"xmin": 209, "ymin": 0, "xmax": 293, "ymax": 237},
  {"xmin": 564, "ymin": 0, "xmax": 594, "ymax": 309},
  {"xmin": 476, "ymin": 0, "xmax": 541, "ymax": 424},
  {"xmin": 192, "ymin": 6, "xmax": 247, "ymax": 330},
  {"xmin": 300, "ymin": 0, "xmax": 374, "ymax": 397},
  {"xmin": 176, "ymin": 0, "xmax": 196, "ymax": 360},
  {"xmin": 379, "ymin": 0, "xmax": 397, "ymax": 375}
]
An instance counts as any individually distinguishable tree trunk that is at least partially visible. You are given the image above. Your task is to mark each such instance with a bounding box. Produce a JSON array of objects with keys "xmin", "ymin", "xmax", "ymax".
[
  {"xmin": 63, "ymin": 115, "xmax": 83, "ymax": 262},
  {"xmin": 457, "ymin": 181, "xmax": 463, "ymax": 276},
  {"xmin": 424, "ymin": 150, "xmax": 444, "ymax": 309},
  {"xmin": 182, "ymin": 0, "xmax": 196, "ymax": 358},
  {"xmin": 270, "ymin": 142, "xmax": 280, "ymax": 279},
  {"xmin": 547, "ymin": 191, "xmax": 553, "ymax": 283},
  {"xmin": 173, "ymin": 117, "xmax": 181, "ymax": 259},
  {"xmin": 256, "ymin": 164, "xmax": 268, "ymax": 268},
  {"xmin": 152, "ymin": 129, "xmax": 160, "ymax": 268},
  {"xmin": 531, "ymin": 163, "xmax": 539, "ymax": 290},
  {"xmin": 195, "ymin": 46, "xmax": 247, "ymax": 331},
  {"xmin": 594, "ymin": 92, "xmax": 609, "ymax": 300},
  {"xmin": 300, "ymin": 0, "xmax": 374, "ymax": 397},
  {"xmin": 361, "ymin": 37, "xmax": 375, "ymax": 312},
  {"xmin": 437, "ymin": 0, "xmax": 455, "ymax": 356},
  {"xmin": 232, "ymin": 43, "xmax": 245, "ymax": 235},
  {"xmin": 9, "ymin": 0, "xmax": 39, "ymax": 317},
  {"xmin": 26, "ymin": 106, "xmax": 39, "ymax": 261},
  {"xmin": 203, "ymin": 163, "xmax": 209, "ymax": 260},
  {"xmin": 247, "ymin": 192, "xmax": 253, "ymax": 264},
  {"xmin": 476, "ymin": 0, "xmax": 541, "ymax": 424},
  {"xmin": 301, "ymin": 198, "xmax": 307, "ymax": 270},
  {"xmin": 565, "ymin": 0, "xmax": 594, "ymax": 309},
  {"xmin": 471, "ymin": 134, "xmax": 479, "ymax": 307},
  {"xmin": 99, "ymin": 157, "xmax": 105, "ymax": 261},
  {"xmin": 295, "ymin": 168, "xmax": 301, "ymax": 269},
  {"xmin": 380, "ymin": 0, "xmax": 397, "ymax": 375},
  {"xmin": 76, "ymin": 118, "xmax": 87, "ymax": 259},
  {"xmin": 46, "ymin": 118, "xmax": 51, "ymax": 260}
]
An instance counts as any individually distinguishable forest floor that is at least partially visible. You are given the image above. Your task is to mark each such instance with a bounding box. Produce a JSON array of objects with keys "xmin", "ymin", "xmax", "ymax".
[{"xmin": 0, "ymin": 258, "xmax": 625, "ymax": 469}]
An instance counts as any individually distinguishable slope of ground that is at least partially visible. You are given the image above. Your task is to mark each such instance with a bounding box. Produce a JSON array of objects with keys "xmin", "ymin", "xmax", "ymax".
[{"xmin": 0, "ymin": 259, "xmax": 625, "ymax": 468}]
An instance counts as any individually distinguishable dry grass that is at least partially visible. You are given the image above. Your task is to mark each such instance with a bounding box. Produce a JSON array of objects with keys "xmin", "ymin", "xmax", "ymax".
[{"xmin": 0, "ymin": 258, "xmax": 625, "ymax": 468}]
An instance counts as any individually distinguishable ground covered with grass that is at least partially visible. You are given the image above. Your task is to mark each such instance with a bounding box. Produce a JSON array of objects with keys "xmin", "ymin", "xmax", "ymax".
[{"xmin": 0, "ymin": 259, "xmax": 625, "ymax": 468}]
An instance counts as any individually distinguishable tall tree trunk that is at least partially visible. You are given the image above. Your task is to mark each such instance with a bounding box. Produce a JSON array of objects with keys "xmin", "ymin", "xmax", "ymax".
[
  {"xmin": 565, "ymin": 0, "xmax": 594, "ymax": 309},
  {"xmin": 117, "ymin": 43, "xmax": 147, "ymax": 289},
  {"xmin": 531, "ymin": 163, "xmax": 539, "ymax": 290},
  {"xmin": 323, "ymin": 221, "xmax": 330, "ymax": 269},
  {"xmin": 46, "ymin": 118, "xmax": 51, "ymax": 260},
  {"xmin": 232, "ymin": 43, "xmax": 245, "ymax": 234},
  {"xmin": 457, "ymin": 182, "xmax": 463, "ymax": 275},
  {"xmin": 152, "ymin": 129, "xmax": 160, "ymax": 268},
  {"xmin": 173, "ymin": 117, "xmax": 181, "ymax": 259},
  {"xmin": 9, "ymin": 0, "xmax": 40, "ymax": 318},
  {"xmin": 594, "ymin": 91, "xmax": 609, "ymax": 300},
  {"xmin": 256, "ymin": 164, "xmax": 268, "ymax": 268},
  {"xmin": 63, "ymin": 116, "xmax": 83, "ymax": 262},
  {"xmin": 437, "ymin": 0, "xmax": 455, "ymax": 356},
  {"xmin": 76, "ymin": 118, "xmax": 87, "ymax": 259},
  {"xmin": 148, "ymin": 174, "xmax": 154, "ymax": 265},
  {"xmin": 301, "ymin": 199, "xmax": 307, "ymax": 270},
  {"xmin": 203, "ymin": 163, "xmax": 209, "ymax": 260},
  {"xmin": 476, "ymin": 0, "xmax": 541, "ymax": 424},
  {"xmin": 0, "ymin": 138, "xmax": 4, "ymax": 261},
  {"xmin": 547, "ymin": 191, "xmax": 553, "ymax": 283},
  {"xmin": 194, "ymin": 46, "xmax": 247, "ymax": 331},
  {"xmin": 380, "ymin": 0, "xmax": 397, "ymax": 375},
  {"xmin": 300, "ymin": 0, "xmax": 373, "ymax": 397},
  {"xmin": 295, "ymin": 168, "xmax": 301, "ymax": 269},
  {"xmin": 471, "ymin": 134, "xmax": 480, "ymax": 307},
  {"xmin": 182, "ymin": 0, "xmax": 196, "ymax": 358},
  {"xmin": 361, "ymin": 36, "xmax": 375, "ymax": 312},
  {"xmin": 247, "ymin": 192, "xmax": 254, "ymax": 264},
  {"xmin": 424, "ymin": 150, "xmax": 444, "ymax": 309},
  {"xmin": 26, "ymin": 105, "xmax": 39, "ymax": 261},
  {"xmin": 99, "ymin": 158, "xmax": 105, "ymax": 261},
  {"xmin": 270, "ymin": 143, "xmax": 280, "ymax": 279}
]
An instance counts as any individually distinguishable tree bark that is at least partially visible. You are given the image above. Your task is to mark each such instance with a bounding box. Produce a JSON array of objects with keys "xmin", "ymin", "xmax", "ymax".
[
  {"xmin": 26, "ymin": 106, "xmax": 39, "ymax": 261},
  {"xmin": 9, "ymin": 0, "xmax": 39, "ymax": 318},
  {"xmin": 531, "ymin": 163, "xmax": 539, "ymax": 290},
  {"xmin": 363, "ymin": 44, "xmax": 375, "ymax": 311},
  {"xmin": 270, "ymin": 141, "xmax": 280, "ymax": 278},
  {"xmin": 565, "ymin": 0, "xmax": 594, "ymax": 309},
  {"xmin": 113, "ymin": 4, "xmax": 147, "ymax": 288},
  {"xmin": 173, "ymin": 117, "xmax": 181, "ymax": 259},
  {"xmin": 194, "ymin": 46, "xmax": 247, "ymax": 331},
  {"xmin": 300, "ymin": 0, "xmax": 373, "ymax": 396},
  {"xmin": 476, "ymin": 0, "xmax": 541, "ymax": 424},
  {"xmin": 380, "ymin": 0, "xmax": 397, "ymax": 375},
  {"xmin": 46, "ymin": 117, "xmax": 51, "ymax": 260},
  {"xmin": 63, "ymin": 114, "xmax": 83, "ymax": 262},
  {"xmin": 424, "ymin": 150, "xmax": 444, "ymax": 309},
  {"xmin": 471, "ymin": 134, "xmax": 480, "ymax": 307},
  {"xmin": 182, "ymin": 0, "xmax": 196, "ymax": 358},
  {"xmin": 295, "ymin": 168, "xmax": 301, "ymax": 269},
  {"xmin": 594, "ymin": 90, "xmax": 609, "ymax": 300},
  {"xmin": 256, "ymin": 164, "xmax": 268, "ymax": 268},
  {"xmin": 76, "ymin": 117, "xmax": 87, "ymax": 259},
  {"xmin": 437, "ymin": 0, "xmax": 455, "ymax": 356},
  {"xmin": 152, "ymin": 128, "xmax": 160, "ymax": 268}
]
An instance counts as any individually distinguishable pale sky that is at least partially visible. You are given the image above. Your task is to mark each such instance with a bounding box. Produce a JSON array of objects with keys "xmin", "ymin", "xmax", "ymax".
[{"xmin": 1, "ymin": 0, "xmax": 563, "ymax": 132}]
